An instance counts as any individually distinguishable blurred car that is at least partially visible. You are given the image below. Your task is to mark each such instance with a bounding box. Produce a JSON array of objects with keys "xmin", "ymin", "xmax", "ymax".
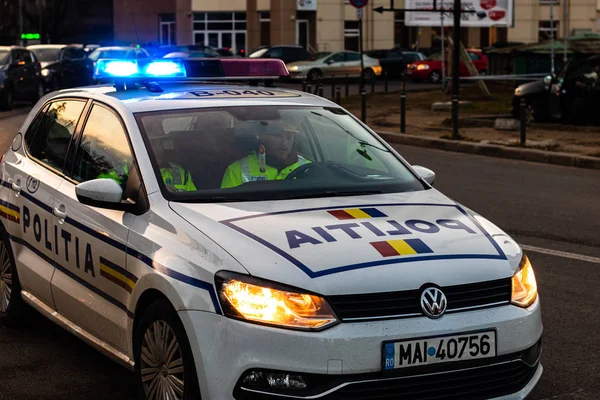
[
  {"xmin": 83, "ymin": 44, "xmax": 100, "ymax": 55},
  {"xmin": 248, "ymin": 45, "xmax": 313, "ymax": 64},
  {"xmin": 163, "ymin": 51, "xmax": 217, "ymax": 59},
  {"xmin": 407, "ymin": 50, "xmax": 488, "ymax": 83},
  {"xmin": 366, "ymin": 49, "xmax": 426, "ymax": 78},
  {"xmin": 216, "ymin": 48, "xmax": 234, "ymax": 57},
  {"xmin": 87, "ymin": 46, "xmax": 150, "ymax": 68},
  {"xmin": 151, "ymin": 45, "xmax": 221, "ymax": 58},
  {"xmin": 287, "ymin": 51, "xmax": 382, "ymax": 81},
  {"xmin": 27, "ymin": 44, "xmax": 93, "ymax": 92},
  {"xmin": 0, "ymin": 46, "xmax": 43, "ymax": 110}
]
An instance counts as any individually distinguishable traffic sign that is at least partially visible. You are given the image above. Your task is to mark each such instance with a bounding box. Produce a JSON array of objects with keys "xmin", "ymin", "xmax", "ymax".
[
  {"xmin": 349, "ymin": 0, "xmax": 368, "ymax": 9},
  {"xmin": 356, "ymin": 8, "xmax": 363, "ymax": 19}
]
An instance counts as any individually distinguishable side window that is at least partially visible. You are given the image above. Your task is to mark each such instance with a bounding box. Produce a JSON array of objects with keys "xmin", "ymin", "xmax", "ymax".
[
  {"xmin": 72, "ymin": 104, "xmax": 133, "ymax": 196},
  {"xmin": 468, "ymin": 52, "xmax": 481, "ymax": 61},
  {"xmin": 345, "ymin": 52, "xmax": 361, "ymax": 62},
  {"xmin": 73, "ymin": 48, "xmax": 86, "ymax": 59},
  {"xmin": 25, "ymin": 100, "xmax": 86, "ymax": 171},
  {"xmin": 268, "ymin": 47, "xmax": 283, "ymax": 59},
  {"xmin": 62, "ymin": 48, "xmax": 75, "ymax": 60},
  {"xmin": 327, "ymin": 53, "xmax": 345, "ymax": 63}
]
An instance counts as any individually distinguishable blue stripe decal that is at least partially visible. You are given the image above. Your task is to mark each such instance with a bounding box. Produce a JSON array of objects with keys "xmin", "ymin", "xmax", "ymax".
[
  {"xmin": 99, "ymin": 257, "xmax": 138, "ymax": 283},
  {"xmin": 127, "ymin": 248, "xmax": 222, "ymax": 315},
  {"xmin": 0, "ymin": 199, "xmax": 20, "ymax": 213},
  {"xmin": 0, "ymin": 179, "xmax": 221, "ymax": 316},
  {"xmin": 9, "ymin": 235, "xmax": 135, "ymax": 319},
  {"xmin": 221, "ymin": 203, "xmax": 507, "ymax": 279}
]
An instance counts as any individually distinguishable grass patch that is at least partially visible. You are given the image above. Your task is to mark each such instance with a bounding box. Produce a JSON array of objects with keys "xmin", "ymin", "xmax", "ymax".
[{"xmin": 438, "ymin": 133, "xmax": 477, "ymax": 142}]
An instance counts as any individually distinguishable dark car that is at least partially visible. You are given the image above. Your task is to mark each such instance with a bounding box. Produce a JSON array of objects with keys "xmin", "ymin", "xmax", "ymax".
[
  {"xmin": 0, "ymin": 46, "xmax": 43, "ymax": 110},
  {"xmin": 248, "ymin": 45, "xmax": 314, "ymax": 64},
  {"xmin": 87, "ymin": 46, "xmax": 150, "ymax": 68},
  {"xmin": 151, "ymin": 45, "xmax": 221, "ymax": 58},
  {"xmin": 216, "ymin": 48, "xmax": 234, "ymax": 57},
  {"xmin": 512, "ymin": 54, "xmax": 600, "ymax": 124},
  {"xmin": 365, "ymin": 49, "xmax": 426, "ymax": 78},
  {"xmin": 27, "ymin": 44, "xmax": 94, "ymax": 92}
]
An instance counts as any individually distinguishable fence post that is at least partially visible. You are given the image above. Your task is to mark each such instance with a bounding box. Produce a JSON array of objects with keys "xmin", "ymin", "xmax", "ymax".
[
  {"xmin": 306, "ymin": 84, "xmax": 312, "ymax": 95},
  {"xmin": 302, "ymin": 80, "xmax": 307, "ymax": 92},
  {"xmin": 400, "ymin": 80, "xmax": 406, "ymax": 133},
  {"xmin": 335, "ymin": 86, "xmax": 341, "ymax": 104},
  {"xmin": 371, "ymin": 78, "xmax": 376, "ymax": 94},
  {"xmin": 345, "ymin": 74, "xmax": 349, "ymax": 98},
  {"xmin": 361, "ymin": 87, "xmax": 367, "ymax": 123},
  {"xmin": 318, "ymin": 85, "xmax": 324, "ymax": 97},
  {"xmin": 384, "ymin": 70, "xmax": 389, "ymax": 93},
  {"xmin": 331, "ymin": 75, "xmax": 335, "ymax": 99},
  {"xmin": 520, "ymin": 98, "xmax": 527, "ymax": 146}
]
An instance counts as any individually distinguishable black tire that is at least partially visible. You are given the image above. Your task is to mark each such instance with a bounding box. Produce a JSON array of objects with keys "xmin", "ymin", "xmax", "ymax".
[
  {"xmin": 307, "ymin": 69, "xmax": 322, "ymax": 83},
  {"xmin": 429, "ymin": 70, "xmax": 442, "ymax": 84},
  {"xmin": 0, "ymin": 85, "xmax": 14, "ymax": 111},
  {"xmin": 134, "ymin": 299, "xmax": 201, "ymax": 400},
  {"xmin": 0, "ymin": 226, "xmax": 25, "ymax": 326}
]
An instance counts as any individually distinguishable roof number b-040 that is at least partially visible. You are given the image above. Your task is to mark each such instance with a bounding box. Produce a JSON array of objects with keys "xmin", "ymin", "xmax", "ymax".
[{"xmin": 189, "ymin": 90, "xmax": 276, "ymax": 97}]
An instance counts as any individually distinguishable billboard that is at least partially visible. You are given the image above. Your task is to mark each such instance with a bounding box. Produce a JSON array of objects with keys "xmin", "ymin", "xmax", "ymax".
[{"xmin": 405, "ymin": 0, "xmax": 514, "ymax": 27}]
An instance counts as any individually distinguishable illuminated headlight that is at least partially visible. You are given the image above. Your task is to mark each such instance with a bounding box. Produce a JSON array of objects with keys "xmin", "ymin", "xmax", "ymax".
[
  {"xmin": 288, "ymin": 65, "xmax": 300, "ymax": 72},
  {"xmin": 216, "ymin": 272, "xmax": 338, "ymax": 330},
  {"xmin": 417, "ymin": 64, "xmax": 430, "ymax": 71},
  {"xmin": 511, "ymin": 254, "xmax": 538, "ymax": 308},
  {"xmin": 41, "ymin": 69, "xmax": 50, "ymax": 77},
  {"xmin": 514, "ymin": 88, "xmax": 522, "ymax": 96}
]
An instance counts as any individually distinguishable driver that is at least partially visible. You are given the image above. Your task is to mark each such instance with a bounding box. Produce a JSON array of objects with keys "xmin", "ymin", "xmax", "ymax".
[{"xmin": 221, "ymin": 121, "xmax": 310, "ymax": 188}]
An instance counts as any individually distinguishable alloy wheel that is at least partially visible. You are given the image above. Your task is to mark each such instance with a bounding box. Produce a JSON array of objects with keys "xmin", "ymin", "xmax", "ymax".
[
  {"xmin": 0, "ymin": 242, "xmax": 13, "ymax": 313},
  {"xmin": 140, "ymin": 320, "xmax": 185, "ymax": 400}
]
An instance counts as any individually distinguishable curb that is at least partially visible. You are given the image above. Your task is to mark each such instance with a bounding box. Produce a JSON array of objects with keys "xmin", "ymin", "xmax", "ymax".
[{"xmin": 378, "ymin": 132, "xmax": 600, "ymax": 170}]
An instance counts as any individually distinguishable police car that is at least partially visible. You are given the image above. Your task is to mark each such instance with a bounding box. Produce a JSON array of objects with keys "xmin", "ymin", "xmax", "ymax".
[{"xmin": 0, "ymin": 58, "xmax": 542, "ymax": 400}]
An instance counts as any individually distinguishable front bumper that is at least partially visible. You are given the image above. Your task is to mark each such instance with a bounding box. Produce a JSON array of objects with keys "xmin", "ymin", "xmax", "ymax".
[{"xmin": 179, "ymin": 299, "xmax": 542, "ymax": 400}]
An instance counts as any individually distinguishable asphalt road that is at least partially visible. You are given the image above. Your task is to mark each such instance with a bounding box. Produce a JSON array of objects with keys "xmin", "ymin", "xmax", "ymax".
[{"xmin": 0, "ymin": 111, "xmax": 599, "ymax": 399}]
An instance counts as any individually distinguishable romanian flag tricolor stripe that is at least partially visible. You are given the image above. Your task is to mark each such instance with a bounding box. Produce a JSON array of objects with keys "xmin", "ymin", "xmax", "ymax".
[
  {"xmin": 371, "ymin": 238, "xmax": 434, "ymax": 258},
  {"xmin": 328, "ymin": 208, "xmax": 387, "ymax": 220},
  {"xmin": 99, "ymin": 257, "xmax": 138, "ymax": 294},
  {"xmin": 0, "ymin": 201, "xmax": 20, "ymax": 223}
]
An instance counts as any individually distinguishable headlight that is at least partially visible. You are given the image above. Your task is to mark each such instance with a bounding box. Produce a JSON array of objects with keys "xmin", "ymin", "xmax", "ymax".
[
  {"xmin": 288, "ymin": 65, "xmax": 299, "ymax": 72},
  {"xmin": 511, "ymin": 254, "xmax": 538, "ymax": 308},
  {"xmin": 417, "ymin": 64, "xmax": 430, "ymax": 70},
  {"xmin": 41, "ymin": 69, "xmax": 50, "ymax": 77},
  {"xmin": 514, "ymin": 88, "xmax": 522, "ymax": 96},
  {"xmin": 216, "ymin": 272, "xmax": 338, "ymax": 330}
]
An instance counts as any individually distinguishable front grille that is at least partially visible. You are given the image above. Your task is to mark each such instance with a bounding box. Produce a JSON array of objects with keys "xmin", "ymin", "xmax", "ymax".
[
  {"xmin": 326, "ymin": 360, "xmax": 535, "ymax": 400},
  {"xmin": 328, "ymin": 278, "xmax": 512, "ymax": 321}
]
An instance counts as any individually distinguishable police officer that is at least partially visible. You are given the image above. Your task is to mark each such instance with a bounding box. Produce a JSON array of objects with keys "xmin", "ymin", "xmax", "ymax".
[
  {"xmin": 98, "ymin": 140, "xmax": 196, "ymax": 192},
  {"xmin": 221, "ymin": 121, "xmax": 310, "ymax": 189}
]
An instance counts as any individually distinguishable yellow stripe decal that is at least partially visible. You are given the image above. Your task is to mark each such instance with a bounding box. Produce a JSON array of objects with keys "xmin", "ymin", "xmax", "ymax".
[
  {"xmin": 388, "ymin": 240, "xmax": 418, "ymax": 255},
  {"xmin": 100, "ymin": 264, "xmax": 135, "ymax": 291},
  {"xmin": 0, "ymin": 205, "xmax": 20, "ymax": 220},
  {"xmin": 344, "ymin": 208, "xmax": 373, "ymax": 219}
]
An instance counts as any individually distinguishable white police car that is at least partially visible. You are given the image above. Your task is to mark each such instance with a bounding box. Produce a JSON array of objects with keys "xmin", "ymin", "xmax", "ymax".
[{"xmin": 0, "ymin": 58, "xmax": 542, "ymax": 400}]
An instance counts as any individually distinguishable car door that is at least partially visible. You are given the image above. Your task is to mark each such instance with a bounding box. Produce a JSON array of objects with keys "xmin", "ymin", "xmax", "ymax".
[
  {"xmin": 50, "ymin": 102, "xmax": 136, "ymax": 353},
  {"xmin": 18, "ymin": 50, "xmax": 37, "ymax": 97},
  {"xmin": 321, "ymin": 52, "xmax": 345, "ymax": 77},
  {"xmin": 4, "ymin": 99, "xmax": 87, "ymax": 309},
  {"xmin": 343, "ymin": 52, "xmax": 363, "ymax": 77},
  {"xmin": 8, "ymin": 50, "xmax": 28, "ymax": 97}
]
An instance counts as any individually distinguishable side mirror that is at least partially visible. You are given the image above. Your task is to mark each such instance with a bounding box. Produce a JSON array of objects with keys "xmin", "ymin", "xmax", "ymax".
[
  {"xmin": 412, "ymin": 165, "xmax": 436, "ymax": 186},
  {"xmin": 75, "ymin": 179, "xmax": 124, "ymax": 209},
  {"xmin": 543, "ymin": 75, "xmax": 552, "ymax": 85},
  {"xmin": 326, "ymin": 59, "xmax": 335, "ymax": 65}
]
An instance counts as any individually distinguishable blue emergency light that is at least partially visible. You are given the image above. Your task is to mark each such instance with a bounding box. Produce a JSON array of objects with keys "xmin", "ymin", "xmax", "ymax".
[{"xmin": 94, "ymin": 59, "xmax": 187, "ymax": 80}]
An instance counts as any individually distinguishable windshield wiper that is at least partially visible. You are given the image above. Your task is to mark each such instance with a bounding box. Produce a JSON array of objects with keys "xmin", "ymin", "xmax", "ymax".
[{"xmin": 283, "ymin": 190, "xmax": 384, "ymax": 200}]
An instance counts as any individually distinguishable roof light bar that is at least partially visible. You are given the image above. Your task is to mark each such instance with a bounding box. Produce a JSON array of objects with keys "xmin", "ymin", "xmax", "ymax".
[{"xmin": 94, "ymin": 59, "xmax": 187, "ymax": 80}]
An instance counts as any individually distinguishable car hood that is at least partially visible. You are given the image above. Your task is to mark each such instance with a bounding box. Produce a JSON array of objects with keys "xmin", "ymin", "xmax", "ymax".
[
  {"xmin": 515, "ymin": 80, "xmax": 547, "ymax": 96},
  {"xmin": 170, "ymin": 190, "xmax": 522, "ymax": 296},
  {"xmin": 40, "ymin": 61, "xmax": 58, "ymax": 69}
]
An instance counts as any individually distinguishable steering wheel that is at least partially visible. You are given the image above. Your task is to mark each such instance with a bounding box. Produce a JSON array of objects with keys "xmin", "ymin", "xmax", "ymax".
[{"xmin": 285, "ymin": 163, "xmax": 322, "ymax": 180}]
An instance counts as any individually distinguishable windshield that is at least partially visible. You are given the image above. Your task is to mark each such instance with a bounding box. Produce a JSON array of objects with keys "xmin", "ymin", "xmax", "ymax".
[
  {"xmin": 248, "ymin": 48, "xmax": 269, "ymax": 58},
  {"xmin": 427, "ymin": 52, "xmax": 443, "ymax": 61},
  {"xmin": 30, "ymin": 47, "xmax": 61, "ymax": 62},
  {"xmin": 88, "ymin": 49, "xmax": 127, "ymax": 61},
  {"xmin": 0, "ymin": 50, "xmax": 9, "ymax": 65},
  {"xmin": 135, "ymin": 106, "xmax": 424, "ymax": 202}
]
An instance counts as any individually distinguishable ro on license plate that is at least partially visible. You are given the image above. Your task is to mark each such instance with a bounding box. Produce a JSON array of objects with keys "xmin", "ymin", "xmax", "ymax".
[{"xmin": 383, "ymin": 331, "xmax": 496, "ymax": 370}]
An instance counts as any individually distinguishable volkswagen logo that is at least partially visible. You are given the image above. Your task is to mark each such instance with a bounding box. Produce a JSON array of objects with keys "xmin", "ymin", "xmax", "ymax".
[{"xmin": 421, "ymin": 287, "xmax": 447, "ymax": 319}]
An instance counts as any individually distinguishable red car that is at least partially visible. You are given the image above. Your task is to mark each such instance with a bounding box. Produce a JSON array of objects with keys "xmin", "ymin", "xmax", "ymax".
[{"xmin": 407, "ymin": 50, "xmax": 488, "ymax": 83}]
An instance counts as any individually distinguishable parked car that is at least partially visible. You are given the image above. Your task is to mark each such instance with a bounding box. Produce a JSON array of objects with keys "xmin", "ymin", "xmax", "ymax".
[
  {"xmin": 287, "ymin": 51, "xmax": 382, "ymax": 81},
  {"xmin": 27, "ymin": 44, "xmax": 93, "ymax": 92},
  {"xmin": 87, "ymin": 46, "xmax": 150, "ymax": 68},
  {"xmin": 407, "ymin": 50, "xmax": 488, "ymax": 83},
  {"xmin": 216, "ymin": 48, "xmax": 234, "ymax": 57},
  {"xmin": 0, "ymin": 46, "xmax": 43, "ymax": 110},
  {"xmin": 248, "ymin": 45, "xmax": 314, "ymax": 64},
  {"xmin": 151, "ymin": 45, "xmax": 221, "ymax": 59},
  {"xmin": 366, "ymin": 49, "xmax": 426, "ymax": 78},
  {"xmin": 512, "ymin": 54, "xmax": 600, "ymax": 124}
]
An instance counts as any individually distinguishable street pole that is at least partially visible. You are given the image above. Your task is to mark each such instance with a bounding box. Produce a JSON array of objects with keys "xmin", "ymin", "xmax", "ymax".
[
  {"xmin": 359, "ymin": 11, "xmax": 367, "ymax": 122},
  {"xmin": 451, "ymin": 0, "xmax": 461, "ymax": 139},
  {"xmin": 19, "ymin": 0, "xmax": 24, "ymax": 46},
  {"xmin": 441, "ymin": 0, "xmax": 445, "ymax": 90},
  {"xmin": 550, "ymin": 0, "xmax": 555, "ymax": 75},
  {"xmin": 563, "ymin": 0, "xmax": 568, "ymax": 63}
]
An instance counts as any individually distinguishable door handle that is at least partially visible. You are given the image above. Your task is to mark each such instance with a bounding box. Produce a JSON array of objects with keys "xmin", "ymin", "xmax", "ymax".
[
  {"xmin": 53, "ymin": 205, "xmax": 67, "ymax": 222},
  {"xmin": 11, "ymin": 179, "xmax": 21, "ymax": 195}
]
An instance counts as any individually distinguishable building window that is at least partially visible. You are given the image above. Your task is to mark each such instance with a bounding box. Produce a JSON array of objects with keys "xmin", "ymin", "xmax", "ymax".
[
  {"xmin": 193, "ymin": 12, "xmax": 247, "ymax": 54},
  {"xmin": 539, "ymin": 20, "xmax": 559, "ymax": 41},
  {"xmin": 260, "ymin": 11, "xmax": 270, "ymax": 47},
  {"xmin": 344, "ymin": 20, "xmax": 360, "ymax": 52},
  {"xmin": 159, "ymin": 14, "xmax": 176, "ymax": 45}
]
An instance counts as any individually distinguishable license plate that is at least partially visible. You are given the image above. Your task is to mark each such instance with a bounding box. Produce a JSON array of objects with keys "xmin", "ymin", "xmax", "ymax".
[{"xmin": 383, "ymin": 330, "xmax": 496, "ymax": 370}]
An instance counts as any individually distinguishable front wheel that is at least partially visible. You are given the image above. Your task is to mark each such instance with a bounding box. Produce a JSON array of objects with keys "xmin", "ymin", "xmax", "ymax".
[
  {"xmin": 0, "ymin": 227, "xmax": 25, "ymax": 325},
  {"xmin": 135, "ymin": 299, "xmax": 201, "ymax": 400},
  {"xmin": 429, "ymin": 70, "xmax": 442, "ymax": 84},
  {"xmin": 307, "ymin": 69, "xmax": 322, "ymax": 83}
]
